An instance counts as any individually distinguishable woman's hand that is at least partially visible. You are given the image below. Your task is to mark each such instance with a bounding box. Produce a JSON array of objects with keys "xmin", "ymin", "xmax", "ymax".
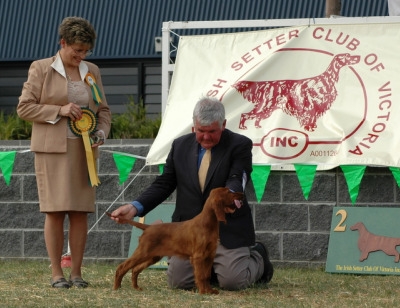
[
  {"xmin": 90, "ymin": 130, "xmax": 105, "ymax": 148},
  {"xmin": 59, "ymin": 103, "xmax": 82, "ymax": 120}
]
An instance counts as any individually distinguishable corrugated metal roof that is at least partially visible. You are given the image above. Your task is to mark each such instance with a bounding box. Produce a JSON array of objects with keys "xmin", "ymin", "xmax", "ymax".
[
  {"xmin": 0, "ymin": 0, "xmax": 388, "ymax": 61},
  {"xmin": 342, "ymin": 0, "xmax": 389, "ymax": 17}
]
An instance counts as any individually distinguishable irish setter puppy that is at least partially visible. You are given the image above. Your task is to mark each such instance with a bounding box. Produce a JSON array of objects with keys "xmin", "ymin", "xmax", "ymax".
[{"xmin": 107, "ymin": 187, "xmax": 243, "ymax": 294}]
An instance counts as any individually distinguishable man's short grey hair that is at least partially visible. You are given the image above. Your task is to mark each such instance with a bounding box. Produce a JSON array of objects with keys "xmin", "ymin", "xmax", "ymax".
[{"xmin": 192, "ymin": 97, "xmax": 225, "ymax": 127}]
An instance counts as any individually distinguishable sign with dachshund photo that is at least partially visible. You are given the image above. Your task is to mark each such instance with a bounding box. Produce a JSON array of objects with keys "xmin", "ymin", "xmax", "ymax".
[{"xmin": 326, "ymin": 207, "xmax": 400, "ymax": 275}]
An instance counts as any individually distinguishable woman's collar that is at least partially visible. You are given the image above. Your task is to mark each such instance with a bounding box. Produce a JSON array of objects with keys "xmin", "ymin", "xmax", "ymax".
[{"xmin": 51, "ymin": 52, "xmax": 89, "ymax": 80}]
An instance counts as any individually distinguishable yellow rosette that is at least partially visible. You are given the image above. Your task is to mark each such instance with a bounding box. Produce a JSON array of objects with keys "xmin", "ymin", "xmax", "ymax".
[{"xmin": 69, "ymin": 107, "xmax": 100, "ymax": 186}]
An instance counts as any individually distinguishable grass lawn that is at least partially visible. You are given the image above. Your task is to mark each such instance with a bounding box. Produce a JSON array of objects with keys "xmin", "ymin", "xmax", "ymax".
[{"xmin": 0, "ymin": 260, "xmax": 399, "ymax": 307}]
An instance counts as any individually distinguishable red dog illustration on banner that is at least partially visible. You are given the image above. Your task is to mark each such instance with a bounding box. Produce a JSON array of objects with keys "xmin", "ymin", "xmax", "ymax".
[{"xmin": 233, "ymin": 53, "xmax": 360, "ymax": 131}]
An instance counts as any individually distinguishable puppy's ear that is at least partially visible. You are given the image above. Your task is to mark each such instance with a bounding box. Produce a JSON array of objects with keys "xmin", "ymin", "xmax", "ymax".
[{"xmin": 214, "ymin": 201, "xmax": 227, "ymax": 223}]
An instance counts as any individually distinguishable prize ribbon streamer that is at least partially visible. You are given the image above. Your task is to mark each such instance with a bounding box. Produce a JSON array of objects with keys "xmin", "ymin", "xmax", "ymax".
[
  {"xmin": 69, "ymin": 108, "xmax": 100, "ymax": 186},
  {"xmin": 85, "ymin": 72, "xmax": 102, "ymax": 105}
]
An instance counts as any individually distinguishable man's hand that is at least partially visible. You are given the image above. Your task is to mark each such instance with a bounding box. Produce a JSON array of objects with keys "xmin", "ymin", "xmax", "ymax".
[{"xmin": 109, "ymin": 204, "xmax": 138, "ymax": 223}]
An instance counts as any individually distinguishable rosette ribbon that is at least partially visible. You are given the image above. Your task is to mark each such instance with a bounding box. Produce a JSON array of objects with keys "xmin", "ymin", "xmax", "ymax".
[
  {"xmin": 69, "ymin": 108, "xmax": 100, "ymax": 186},
  {"xmin": 85, "ymin": 72, "xmax": 102, "ymax": 105}
]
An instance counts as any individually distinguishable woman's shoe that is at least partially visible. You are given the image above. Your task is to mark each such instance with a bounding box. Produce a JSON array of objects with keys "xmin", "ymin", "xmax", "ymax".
[
  {"xmin": 69, "ymin": 276, "xmax": 89, "ymax": 288},
  {"xmin": 50, "ymin": 277, "xmax": 71, "ymax": 288}
]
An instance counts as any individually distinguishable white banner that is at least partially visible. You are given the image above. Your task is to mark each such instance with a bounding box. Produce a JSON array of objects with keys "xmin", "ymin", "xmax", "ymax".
[{"xmin": 147, "ymin": 23, "xmax": 400, "ymax": 168}]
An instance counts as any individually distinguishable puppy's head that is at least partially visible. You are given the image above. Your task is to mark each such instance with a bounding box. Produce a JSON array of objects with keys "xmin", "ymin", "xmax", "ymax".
[{"xmin": 208, "ymin": 187, "xmax": 244, "ymax": 223}]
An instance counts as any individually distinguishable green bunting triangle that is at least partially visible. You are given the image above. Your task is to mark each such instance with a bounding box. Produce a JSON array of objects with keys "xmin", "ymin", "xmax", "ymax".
[
  {"xmin": 158, "ymin": 164, "xmax": 164, "ymax": 175},
  {"xmin": 0, "ymin": 151, "xmax": 16, "ymax": 185},
  {"xmin": 340, "ymin": 165, "xmax": 366, "ymax": 204},
  {"xmin": 389, "ymin": 167, "xmax": 400, "ymax": 188},
  {"xmin": 294, "ymin": 164, "xmax": 317, "ymax": 200},
  {"xmin": 251, "ymin": 165, "xmax": 271, "ymax": 203},
  {"xmin": 112, "ymin": 152, "xmax": 137, "ymax": 184}
]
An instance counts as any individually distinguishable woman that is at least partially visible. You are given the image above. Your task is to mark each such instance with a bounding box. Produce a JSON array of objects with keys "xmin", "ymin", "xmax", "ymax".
[{"xmin": 17, "ymin": 17, "xmax": 111, "ymax": 288}]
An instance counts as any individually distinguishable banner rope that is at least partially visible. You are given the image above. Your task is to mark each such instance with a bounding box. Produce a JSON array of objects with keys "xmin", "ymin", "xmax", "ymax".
[
  {"xmin": 63, "ymin": 156, "xmax": 148, "ymax": 258},
  {"xmin": 162, "ymin": 22, "xmax": 180, "ymax": 64},
  {"xmin": 62, "ymin": 163, "xmax": 147, "ymax": 258},
  {"xmin": 87, "ymin": 163, "xmax": 147, "ymax": 234},
  {"xmin": 101, "ymin": 149, "xmax": 146, "ymax": 160}
]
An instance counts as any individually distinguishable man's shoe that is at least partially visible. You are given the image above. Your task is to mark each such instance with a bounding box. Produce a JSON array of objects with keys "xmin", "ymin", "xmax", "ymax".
[
  {"xmin": 210, "ymin": 267, "xmax": 218, "ymax": 286},
  {"xmin": 253, "ymin": 241, "xmax": 274, "ymax": 283}
]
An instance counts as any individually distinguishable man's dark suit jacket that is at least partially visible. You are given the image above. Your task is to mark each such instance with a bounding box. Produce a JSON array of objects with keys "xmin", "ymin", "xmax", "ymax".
[{"xmin": 136, "ymin": 129, "xmax": 255, "ymax": 249}]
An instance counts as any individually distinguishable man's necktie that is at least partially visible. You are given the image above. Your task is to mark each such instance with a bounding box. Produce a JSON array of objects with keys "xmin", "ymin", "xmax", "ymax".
[{"xmin": 198, "ymin": 149, "xmax": 211, "ymax": 192}]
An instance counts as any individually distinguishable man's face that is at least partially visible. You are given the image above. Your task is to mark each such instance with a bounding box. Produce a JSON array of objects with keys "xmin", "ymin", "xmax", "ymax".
[{"xmin": 194, "ymin": 119, "xmax": 226, "ymax": 149}]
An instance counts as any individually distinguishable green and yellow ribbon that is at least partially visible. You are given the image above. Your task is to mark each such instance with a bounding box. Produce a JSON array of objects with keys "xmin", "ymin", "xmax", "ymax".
[
  {"xmin": 69, "ymin": 108, "xmax": 100, "ymax": 186},
  {"xmin": 85, "ymin": 72, "xmax": 102, "ymax": 105}
]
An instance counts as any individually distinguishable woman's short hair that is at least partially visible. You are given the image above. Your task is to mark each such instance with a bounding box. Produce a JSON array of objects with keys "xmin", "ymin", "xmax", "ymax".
[{"xmin": 58, "ymin": 16, "xmax": 96, "ymax": 48}]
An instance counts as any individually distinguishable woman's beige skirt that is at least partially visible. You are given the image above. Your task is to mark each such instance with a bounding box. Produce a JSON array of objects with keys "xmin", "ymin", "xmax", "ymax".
[{"xmin": 35, "ymin": 138, "xmax": 96, "ymax": 212}]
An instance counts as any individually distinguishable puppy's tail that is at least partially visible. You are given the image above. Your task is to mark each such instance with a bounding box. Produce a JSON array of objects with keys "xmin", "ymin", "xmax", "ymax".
[
  {"xmin": 126, "ymin": 220, "xmax": 149, "ymax": 230},
  {"xmin": 106, "ymin": 212, "xmax": 149, "ymax": 230}
]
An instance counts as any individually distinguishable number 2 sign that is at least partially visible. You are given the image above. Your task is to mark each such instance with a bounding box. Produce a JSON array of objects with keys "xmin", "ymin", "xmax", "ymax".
[{"xmin": 326, "ymin": 207, "xmax": 400, "ymax": 275}]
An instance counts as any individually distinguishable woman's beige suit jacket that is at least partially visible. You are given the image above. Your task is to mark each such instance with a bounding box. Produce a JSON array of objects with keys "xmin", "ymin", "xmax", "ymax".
[{"xmin": 17, "ymin": 54, "xmax": 111, "ymax": 154}]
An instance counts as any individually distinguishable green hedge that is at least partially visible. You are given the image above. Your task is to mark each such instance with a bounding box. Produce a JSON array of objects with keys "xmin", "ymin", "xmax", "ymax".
[{"xmin": 0, "ymin": 98, "xmax": 161, "ymax": 140}]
